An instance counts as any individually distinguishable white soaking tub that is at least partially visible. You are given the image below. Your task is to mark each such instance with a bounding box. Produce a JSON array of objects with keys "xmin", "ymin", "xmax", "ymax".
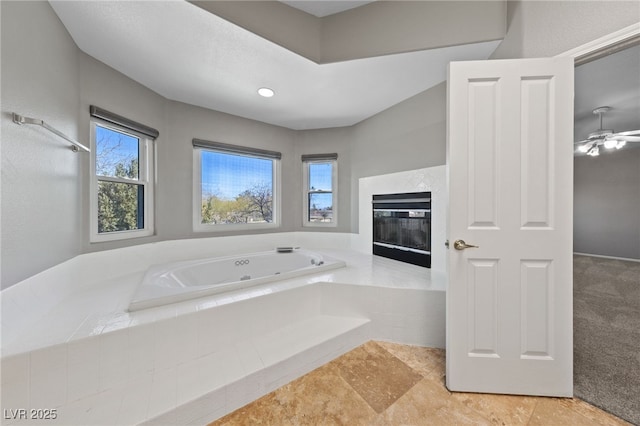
[{"xmin": 128, "ymin": 249, "xmax": 346, "ymax": 311}]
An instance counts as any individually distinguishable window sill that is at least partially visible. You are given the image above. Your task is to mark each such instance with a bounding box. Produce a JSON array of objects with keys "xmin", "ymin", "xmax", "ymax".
[
  {"xmin": 303, "ymin": 221, "xmax": 337, "ymax": 228},
  {"xmin": 193, "ymin": 222, "xmax": 280, "ymax": 233},
  {"xmin": 90, "ymin": 229, "xmax": 154, "ymax": 243}
]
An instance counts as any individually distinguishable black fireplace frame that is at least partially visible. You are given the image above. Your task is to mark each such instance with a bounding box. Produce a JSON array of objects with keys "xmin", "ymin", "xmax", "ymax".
[{"xmin": 372, "ymin": 192, "xmax": 431, "ymax": 268}]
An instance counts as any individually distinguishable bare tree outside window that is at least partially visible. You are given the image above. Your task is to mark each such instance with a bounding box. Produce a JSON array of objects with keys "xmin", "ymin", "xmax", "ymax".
[{"xmin": 199, "ymin": 150, "xmax": 275, "ymax": 225}]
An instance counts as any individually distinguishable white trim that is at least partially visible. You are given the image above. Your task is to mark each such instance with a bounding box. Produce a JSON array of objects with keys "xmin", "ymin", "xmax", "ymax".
[
  {"xmin": 302, "ymin": 158, "xmax": 338, "ymax": 227},
  {"xmin": 193, "ymin": 147, "xmax": 281, "ymax": 232},
  {"xmin": 573, "ymin": 252, "xmax": 640, "ymax": 264},
  {"xmin": 557, "ymin": 23, "xmax": 640, "ymax": 58},
  {"xmin": 89, "ymin": 119, "xmax": 155, "ymax": 243}
]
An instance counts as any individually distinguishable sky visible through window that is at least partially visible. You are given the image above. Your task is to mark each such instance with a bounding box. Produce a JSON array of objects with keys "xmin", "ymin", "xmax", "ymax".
[
  {"xmin": 201, "ymin": 151, "xmax": 273, "ymax": 199},
  {"xmin": 309, "ymin": 162, "xmax": 333, "ymax": 209},
  {"xmin": 95, "ymin": 125, "xmax": 139, "ymax": 178},
  {"xmin": 309, "ymin": 162, "xmax": 332, "ymax": 190}
]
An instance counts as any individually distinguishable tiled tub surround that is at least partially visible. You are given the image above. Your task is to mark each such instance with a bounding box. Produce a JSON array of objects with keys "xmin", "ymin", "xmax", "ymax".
[{"xmin": 0, "ymin": 233, "xmax": 445, "ymax": 425}]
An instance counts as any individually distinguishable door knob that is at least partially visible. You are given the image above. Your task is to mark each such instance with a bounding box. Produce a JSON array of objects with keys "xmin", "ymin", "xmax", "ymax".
[{"xmin": 453, "ymin": 239, "xmax": 479, "ymax": 250}]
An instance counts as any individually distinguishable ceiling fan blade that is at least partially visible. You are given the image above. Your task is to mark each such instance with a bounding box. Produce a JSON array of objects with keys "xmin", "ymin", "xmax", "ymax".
[
  {"xmin": 614, "ymin": 135, "xmax": 640, "ymax": 142},
  {"xmin": 573, "ymin": 139, "xmax": 592, "ymax": 145},
  {"xmin": 613, "ymin": 129, "xmax": 640, "ymax": 137}
]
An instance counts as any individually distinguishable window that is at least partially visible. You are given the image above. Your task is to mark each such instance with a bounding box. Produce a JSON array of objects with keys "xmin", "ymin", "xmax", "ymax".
[
  {"xmin": 193, "ymin": 139, "xmax": 280, "ymax": 231},
  {"xmin": 89, "ymin": 106, "xmax": 157, "ymax": 242},
  {"xmin": 302, "ymin": 154, "xmax": 337, "ymax": 227}
]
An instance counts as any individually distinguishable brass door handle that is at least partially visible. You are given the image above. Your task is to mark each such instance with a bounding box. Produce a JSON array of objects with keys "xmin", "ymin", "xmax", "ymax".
[{"xmin": 453, "ymin": 239, "xmax": 479, "ymax": 250}]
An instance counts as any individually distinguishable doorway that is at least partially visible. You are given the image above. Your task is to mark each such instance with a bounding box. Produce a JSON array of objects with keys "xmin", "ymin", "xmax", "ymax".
[{"xmin": 572, "ymin": 42, "xmax": 640, "ymax": 424}]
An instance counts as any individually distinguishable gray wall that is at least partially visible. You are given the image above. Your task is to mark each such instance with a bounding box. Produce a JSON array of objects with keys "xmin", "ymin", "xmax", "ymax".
[
  {"xmin": 321, "ymin": 1, "xmax": 505, "ymax": 63},
  {"xmin": 161, "ymin": 101, "xmax": 299, "ymax": 241},
  {"xmin": 342, "ymin": 0, "xmax": 640, "ymax": 232},
  {"xmin": 492, "ymin": 1, "xmax": 640, "ymax": 59},
  {"xmin": 193, "ymin": 1, "xmax": 506, "ymax": 64},
  {"xmin": 78, "ymin": 54, "xmax": 167, "ymax": 252},
  {"xmin": 295, "ymin": 82, "xmax": 448, "ymax": 233},
  {"xmin": 2, "ymin": 0, "xmax": 639, "ymax": 288},
  {"xmin": 574, "ymin": 149, "xmax": 640, "ymax": 259},
  {"xmin": 295, "ymin": 127, "xmax": 353, "ymax": 233},
  {"xmin": 0, "ymin": 1, "xmax": 339, "ymax": 288},
  {"xmin": 348, "ymin": 83, "xmax": 448, "ymax": 232},
  {"xmin": 78, "ymin": 53, "xmax": 301, "ymax": 252},
  {"xmin": 1, "ymin": 1, "xmax": 81, "ymax": 289},
  {"xmin": 191, "ymin": 1, "xmax": 322, "ymax": 63}
]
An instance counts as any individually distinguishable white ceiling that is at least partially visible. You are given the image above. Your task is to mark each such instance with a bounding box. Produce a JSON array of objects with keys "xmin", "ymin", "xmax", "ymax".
[
  {"xmin": 49, "ymin": 0, "xmax": 500, "ymax": 130},
  {"xmin": 280, "ymin": 1, "xmax": 375, "ymax": 17}
]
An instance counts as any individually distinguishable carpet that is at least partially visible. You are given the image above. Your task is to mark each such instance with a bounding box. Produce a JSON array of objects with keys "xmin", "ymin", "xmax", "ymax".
[{"xmin": 573, "ymin": 254, "xmax": 640, "ymax": 425}]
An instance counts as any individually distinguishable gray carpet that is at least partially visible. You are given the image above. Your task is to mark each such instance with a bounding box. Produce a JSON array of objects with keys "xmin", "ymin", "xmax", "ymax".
[{"xmin": 573, "ymin": 254, "xmax": 640, "ymax": 425}]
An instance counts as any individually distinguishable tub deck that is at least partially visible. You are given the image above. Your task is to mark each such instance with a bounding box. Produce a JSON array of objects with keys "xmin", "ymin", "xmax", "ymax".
[
  {"xmin": 1, "ymin": 248, "xmax": 446, "ymax": 425},
  {"xmin": 1, "ymin": 249, "xmax": 445, "ymax": 357}
]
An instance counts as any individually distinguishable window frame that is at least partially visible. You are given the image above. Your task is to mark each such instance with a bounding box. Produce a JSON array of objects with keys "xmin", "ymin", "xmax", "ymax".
[
  {"xmin": 193, "ymin": 146, "xmax": 281, "ymax": 232},
  {"xmin": 89, "ymin": 118, "xmax": 155, "ymax": 243},
  {"xmin": 302, "ymin": 157, "xmax": 338, "ymax": 227}
]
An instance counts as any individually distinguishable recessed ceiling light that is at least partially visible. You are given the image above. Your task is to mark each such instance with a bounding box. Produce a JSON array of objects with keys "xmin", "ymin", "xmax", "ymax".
[{"xmin": 258, "ymin": 87, "xmax": 275, "ymax": 98}]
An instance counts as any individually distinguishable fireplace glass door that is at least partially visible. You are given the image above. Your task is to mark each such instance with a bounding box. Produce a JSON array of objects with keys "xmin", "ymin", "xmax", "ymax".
[
  {"xmin": 373, "ymin": 210, "xmax": 430, "ymax": 251},
  {"xmin": 372, "ymin": 192, "xmax": 431, "ymax": 268}
]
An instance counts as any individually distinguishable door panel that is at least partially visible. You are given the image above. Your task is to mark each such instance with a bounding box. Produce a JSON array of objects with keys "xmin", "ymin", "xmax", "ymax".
[
  {"xmin": 467, "ymin": 259, "xmax": 499, "ymax": 357},
  {"xmin": 468, "ymin": 78, "xmax": 500, "ymax": 229},
  {"xmin": 520, "ymin": 259, "xmax": 553, "ymax": 359},
  {"xmin": 521, "ymin": 77, "xmax": 553, "ymax": 228},
  {"xmin": 446, "ymin": 57, "xmax": 573, "ymax": 397}
]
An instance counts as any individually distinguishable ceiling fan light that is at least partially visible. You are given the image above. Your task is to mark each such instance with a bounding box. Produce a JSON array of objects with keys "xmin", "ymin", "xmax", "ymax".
[
  {"xmin": 603, "ymin": 139, "xmax": 617, "ymax": 149},
  {"xmin": 587, "ymin": 145, "xmax": 600, "ymax": 156},
  {"xmin": 616, "ymin": 140, "xmax": 626, "ymax": 149},
  {"xmin": 577, "ymin": 143, "xmax": 591, "ymax": 153}
]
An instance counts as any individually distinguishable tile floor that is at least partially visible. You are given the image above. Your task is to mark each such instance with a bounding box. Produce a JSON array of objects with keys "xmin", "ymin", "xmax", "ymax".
[{"xmin": 211, "ymin": 341, "xmax": 630, "ymax": 425}]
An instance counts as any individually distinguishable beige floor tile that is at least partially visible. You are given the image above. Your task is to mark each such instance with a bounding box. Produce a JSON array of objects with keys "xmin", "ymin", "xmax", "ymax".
[
  {"xmin": 332, "ymin": 341, "xmax": 423, "ymax": 414},
  {"xmin": 212, "ymin": 363, "xmax": 377, "ymax": 425},
  {"xmin": 376, "ymin": 341, "xmax": 446, "ymax": 380},
  {"xmin": 374, "ymin": 377, "xmax": 493, "ymax": 426},
  {"xmin": 209, "ymin": 341, "xmax": 629, "ymax": 426},
  {"xmin": 450, "ymin": 392, "xmax": 539, "ymax": 425}
]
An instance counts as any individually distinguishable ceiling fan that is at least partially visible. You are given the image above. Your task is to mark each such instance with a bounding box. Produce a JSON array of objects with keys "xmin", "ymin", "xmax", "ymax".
[{"xmin": 574, "ymin": 106, "xmax": 640, "ymax": 157}]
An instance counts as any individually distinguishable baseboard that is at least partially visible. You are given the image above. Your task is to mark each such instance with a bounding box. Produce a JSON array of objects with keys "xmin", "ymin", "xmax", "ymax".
[{"xmin": 574, "ymin": 252, "xmax": 640, "ymax": 263}]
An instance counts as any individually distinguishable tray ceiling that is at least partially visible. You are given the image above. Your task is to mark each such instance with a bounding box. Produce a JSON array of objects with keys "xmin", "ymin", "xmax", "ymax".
[{"xmin": 50, "ymin": 0, "xmax": 500, "ymax": 130}]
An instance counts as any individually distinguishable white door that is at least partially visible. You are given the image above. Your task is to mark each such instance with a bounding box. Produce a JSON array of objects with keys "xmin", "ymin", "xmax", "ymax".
[{"xmin": 446, "ymin": 57, "xmax": 574, "ymax": 396}]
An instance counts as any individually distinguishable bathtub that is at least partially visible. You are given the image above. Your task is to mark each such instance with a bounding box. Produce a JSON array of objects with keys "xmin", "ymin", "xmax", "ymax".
[
  {"xmin": 128, "ymin": 249, "xmax": 346, "ymax": 311},
  {"xmin": 2, "ymin": 234, "xmax": 446, "ymax": 426}
]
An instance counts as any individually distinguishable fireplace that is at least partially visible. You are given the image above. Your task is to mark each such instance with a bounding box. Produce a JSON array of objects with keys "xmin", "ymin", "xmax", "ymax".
[{"xmin": 372, "ymin": 192, "xmax": 431, "ymax": 268}]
